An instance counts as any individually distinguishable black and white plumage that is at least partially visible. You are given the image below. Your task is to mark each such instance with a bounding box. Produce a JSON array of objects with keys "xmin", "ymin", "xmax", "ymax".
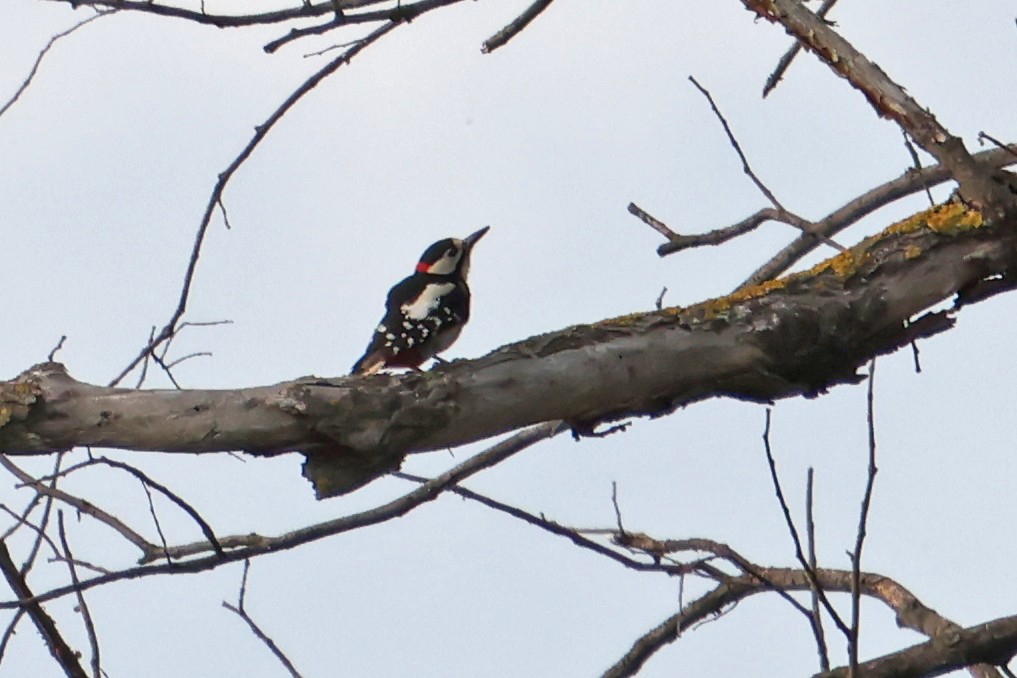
[{"xmin": 351, "ymin": 226, "xmax": 489, "ymax": 376}]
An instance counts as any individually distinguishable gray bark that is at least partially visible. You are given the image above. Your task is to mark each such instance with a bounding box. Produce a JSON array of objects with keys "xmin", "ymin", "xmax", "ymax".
[{"xmin": 2, "ymin": 205, "xmax": 1013, "ymax": 497}]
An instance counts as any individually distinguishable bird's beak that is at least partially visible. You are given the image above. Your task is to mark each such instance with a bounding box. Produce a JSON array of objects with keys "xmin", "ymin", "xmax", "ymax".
[{"xmin": 463, "ymin": 226, "xmax": 490, "ymax": 250}]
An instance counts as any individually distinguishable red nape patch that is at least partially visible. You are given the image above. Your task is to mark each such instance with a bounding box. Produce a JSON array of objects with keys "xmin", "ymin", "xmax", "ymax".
[{"xmin": 415, "ymin": 262, "xmax": 431, "ymax": 273}]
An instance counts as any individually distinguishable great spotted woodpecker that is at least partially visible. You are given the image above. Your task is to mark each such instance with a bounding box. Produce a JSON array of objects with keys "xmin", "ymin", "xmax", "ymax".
[{"xmin": 351, "ymin": 226, "xmax": 489, "ymax": 376}]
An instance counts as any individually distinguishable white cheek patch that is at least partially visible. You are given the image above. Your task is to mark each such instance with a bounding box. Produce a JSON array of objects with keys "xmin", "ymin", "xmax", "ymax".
[{"xmin": 401, "ymin": 283, "xmax": 455, "ymax": 320}]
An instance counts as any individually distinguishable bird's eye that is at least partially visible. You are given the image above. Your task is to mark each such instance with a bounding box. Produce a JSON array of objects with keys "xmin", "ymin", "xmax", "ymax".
[{"xmin": 447, "ymin": 247, "xmax": 459, "ymax": 258}]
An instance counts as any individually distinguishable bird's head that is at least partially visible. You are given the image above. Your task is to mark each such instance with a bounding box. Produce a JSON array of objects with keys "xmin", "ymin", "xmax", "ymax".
[{"xmin": 414, "ymin": 226, "xmax": 489, "ymax": 278}]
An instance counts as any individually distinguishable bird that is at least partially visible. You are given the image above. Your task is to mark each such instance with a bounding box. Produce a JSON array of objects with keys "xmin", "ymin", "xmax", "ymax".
[{"xmin": 351, "ymin": 226, "xmax": 490, "ymax": 376}]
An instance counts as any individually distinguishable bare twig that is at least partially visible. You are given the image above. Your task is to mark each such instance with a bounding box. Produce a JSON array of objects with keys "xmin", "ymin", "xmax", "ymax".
[
  {"xmin": 139, "ymin": 479, "xmax": 170, "ymax": 565},
  {"xmin": 849, "ymin": 359, "xmax": 879, "ymax": 674},
  {"xmin": 0, "ymin": 11, "xmax": 111, "ymax": 119},
  {"xmin": 109, "ymin": 19, "xmax": 405, "ymax": 387},
  {"xmin": 979, "ymin": 132, "xmax": 1017, "ymax": 160},
  {"xmin": 762, "ymin": 0, "xmax": 839, "ymax": 97},
  {"xmin": 655, "ymin": 287, "xmax": 668, "ymax": 311},
  {"xmin": 648, "ymin": 77, "xmax": 844, "ymax": 253},
  {"xmin": 688, "ymin": 76, "xmax": 787, "ymax": 212},
  {"xmin": 47, "ymin": 336, "xmax": 68, "ymax": 362},
  {"xmin": 222, "ymin": 561, "xmax": 303, "ymax": 678},
  {"xmin": 391, "ymin": 472, "xmax": 688, "ymax": 576},
  {"xmin": 57, "ymin": 512, "xmax": 100, "ymax": 678},
  {"xmin": 628, "ymin": 202, "xmax": 679, "ymax": 240},
  {"xmin": 611, "ymin": 482, "xmax": 625, "ymax": 534},
  {"xmin": 18, "ymin": 452, "xmax": 64, "ymax": 576},
  {"xmin": 744, "ymin": 0, "xmax": 1016, "ymax": 218},
  {"xmin": 761, "ymin": 409, "xmax": 850, "ymax": 637},
  {"xmin": 740, "ymin": 145, "xmax": 1017, "ymax": 286},
  {"xmin": 482, "ymin": 0, "xmax": 557, "ymax": 53},
  {"xmin": 901, "ymin": 131, "xmax": 935, "ymax": 206},
  {"xmin": 91, "ymin": 457, "xmax": 223, "ymax": 559},
  {"xmin": 806, "ymin": 467, "xmax": 831, "ymax": 672},
  {"xmin": 0, "ymin": 457, "xmax": 153, "ymax": 555},
  {"xmin": 49, "ymin": 0, "xmax": 463, "ymax": 31},
  {"xmin": 606, "ymin": 565, "xmax": 1016, "ymax": 678},
  {"xmin": 1, "ymin": 422, "xmax": 566, "ymax": 608},
  {"xmin": 0, "ymin": 541, "xmax": 87, "ymax": 678},
  {"xmin": 0, "ymin": 609, "xmax": 26, "ymax": 666},
  {"xmin": 0, "ymin": 506, "xmax": 61, "ymax": 570}
]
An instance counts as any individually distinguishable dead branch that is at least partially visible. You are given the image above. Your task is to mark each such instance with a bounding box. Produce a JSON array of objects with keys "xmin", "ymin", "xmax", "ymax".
[
  {"xmin": 0, "ymin": 542, "xmax": 87, "ymax": 678},
  {"xmin": 0, "ymin": 422, "xmax": 564, "ymax": 609},
  {"xmin": 222, "ymin": 561, "xmax": 303, "ymax": 678},
  {"xmin": 762, "ymin": 0, "xmax": 839, "ymax": 97},
  {"xmin": 606, "ymin": 565, "xmax": 1012, "ymax": 678},
  {"xmin": 743, "ymin": 0, "xmax": 1017, "ymax": 219},
  {"xmin": 482, "ymin": 0, "xmax": 557, "ymax": 53},
  {"xmin": 57, "ymin": 513, "xmax": 100, "ymax": 678},
  {"xmin": 3, "ymin": 204, "xmax": 1015, "ymax": 497},
  {"xmin": 0, "ymin": 457, "xmax": 154, "ymax": 555},
  {"xmin": 108, "ymin": 18, "xmax": 405, "ymax": 388},
  {"xmin": 849, "ymin": 360, "xmax": 879, "ymax": 673},
  {"xmin": 0, "ymin": 10, "xmax": 111, "ymax": 119}
]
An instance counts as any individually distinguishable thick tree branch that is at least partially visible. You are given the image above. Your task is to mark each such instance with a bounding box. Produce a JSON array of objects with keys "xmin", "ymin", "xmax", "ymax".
[
  {"xmin": 2, "ymin": 204, "xmax": 1014, "ymax": 496},
  {"xmin": 819, "ymin": 616, "xmax": 1017, "ymax": 678},
  {"xmin": 742, "ymin": 0, "xmax": 1017, "ymax": 219}
]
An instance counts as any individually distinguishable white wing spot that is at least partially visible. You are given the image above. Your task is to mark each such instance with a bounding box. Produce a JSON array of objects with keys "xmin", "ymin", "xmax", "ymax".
[
  {"xmin": 407, "ymin": 338, "xmax": 415, "ymax": 347},
  {"xmin": 376, "ymin": 324, "xmax": 386, "ymax": 333},
  {"xmin": 402, "ymin": 321, "xmax": 413, "ymax": 330},
  {"xmin": 385, "ymin": 333, "xmax": 395, "ymax": 340},
  {"xmin": 401, "ymin": 283, "xmax": 455, "ymax": 320}
]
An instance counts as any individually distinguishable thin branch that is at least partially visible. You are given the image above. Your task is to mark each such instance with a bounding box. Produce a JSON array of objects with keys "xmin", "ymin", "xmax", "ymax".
[
  {"xmin": 688, "ymin": 75, "xmax": 787, "ymax": 212},
  {"xmin": 222, "ymin": 561, "xmax": 303, "ymax": 678},
  {"xmin": 762, "ymin": 0, "xmax": 839, "ymax": 97},
  {"xmin": 740, "ymin": 144, "xmax": 1017, "ymax": 286},
  {"xmin": 47, "ymin": 0, "xmax": 463, "ymax": 30},
  {"xmin": 57, "ymin": 513, "xmax": 100, "ymax": 678},
  {"xmin": 628, "ymin": 202, "xmax": 679, "ymax": 241},
  {"xmin": 109, "ymin": 18, "xmax": 405, "ymax": 387},
  {"xmin": 806, "ymin": 467, "xmax": 830, "ymax": 672},
  {"xmin": 744, "ymin": 0, "xmax": 1016, "ymax": 218},
  {"xmin": 47, "ymin": 336, "xmax": 68, "ymax": 363},
  {"xmin": 762, "ymin": 409, "xmax": 850, "ymax": 637},
  {"xmin": 0, "ymin": 506, "xmax": 61, "ymax": 570},
  {"xmin": 901, "ymin": 131, "xmax": 935, "ymax": 206},
  {"xmin": 606, "ymin": 566, "xmax": 1016, "ymax": 678},
  {"xmin": 392, "ymin": 472, "xmax": 690, "ymax": 576},
  {"xmin": 0, "ymin": 609, "xmax": 26, "ymax": 666},
  {"xmin": 1, "ymin": 422, "xmax": 566, "ymax": 608},
  {"xmin": 19, "ymin": 453, "xmax": 64, "ymax": 576},
  {"xmin": 646, "ymin": 77, "xmax": 844, "ymax": 254},
  {"xmin": 90, "ymin": 457, "xmax": 223, "ymax": 559},
  {"xmin": 481, "ymin": 0, "xmax": 557, "ymax": 54},
  {"xmin": 0, "ymin": 11, "xmax": 111, "ymax": 119},
  {"xmin": 849, "ymin": 359, "xmax": 879, "ymax": 674},
  {"xmin": 0, "ymin": 457, "xmax": 153, "ymax": 555},
  {"xmin": 0, "ymin": 541, "xmax": 87, "ymax": 678}
]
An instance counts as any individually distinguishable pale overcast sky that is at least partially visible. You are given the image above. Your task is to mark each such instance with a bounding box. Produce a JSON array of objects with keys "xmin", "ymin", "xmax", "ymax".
[{"xmin": 2, "ymin": 1, "xmax": 1017, "ymax": 676}]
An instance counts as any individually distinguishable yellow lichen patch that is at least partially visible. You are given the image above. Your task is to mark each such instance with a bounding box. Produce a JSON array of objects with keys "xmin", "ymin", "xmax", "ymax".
[
  {"xmin": 0, "ymin": 405, "xmax": 9, "ymax": 428},
  {"xmin": 695, "ymin": 277, "xmax": 789, "ymax": 318},
  {"xmin": 885, "ymin": 202, "xmax": 983, "ymax": 237},
  {"xmin": 600, "ymin": 202, "xmax": 983, "ymax": 328},
  {"xmin": 804, "ymin": 248, "xmax": 868, "ymax": 281}
]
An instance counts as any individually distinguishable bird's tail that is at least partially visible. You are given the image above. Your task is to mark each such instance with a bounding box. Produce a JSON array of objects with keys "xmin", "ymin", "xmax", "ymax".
[{"xmin": 351, "ymin": 350, "xmax": 386, "ymax": 376}]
